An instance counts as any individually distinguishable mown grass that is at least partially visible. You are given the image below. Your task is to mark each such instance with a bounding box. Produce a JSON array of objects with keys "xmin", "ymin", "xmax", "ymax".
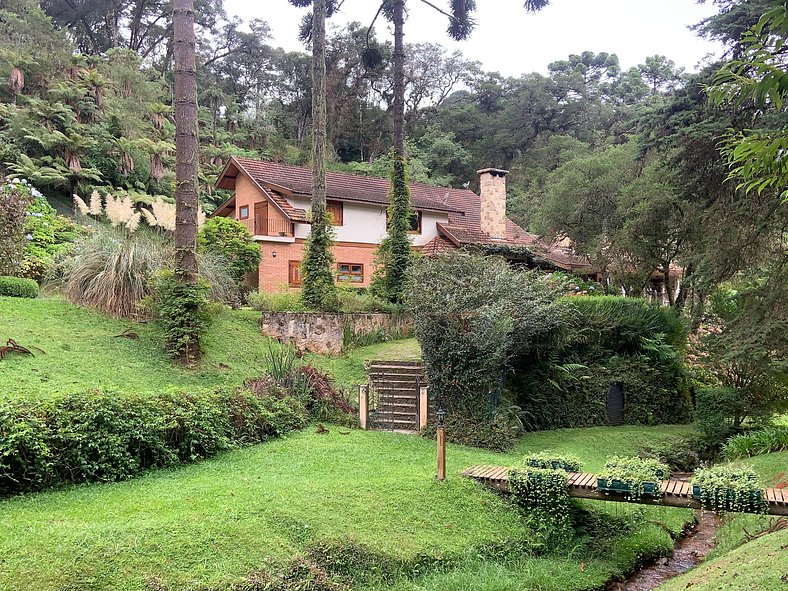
[
  {"xmin": 0, "ymin": 425, "xmax": 694, "ymax": 591},
  {"xmin": 306, "ymin": 337, "xmax": 421, "ymax": 389},
  {"xmin": 657, "ymin": 451, "xmax": 788, "ymax": 591},
  {"xmin": 0, "ymin": 296, "xmax": 419, "ymax": 399}
]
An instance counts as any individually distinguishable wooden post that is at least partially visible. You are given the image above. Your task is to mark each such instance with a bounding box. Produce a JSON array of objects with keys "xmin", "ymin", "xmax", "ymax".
[
  {"xmin": 358, "ymin": 385, "xmax": 369, "ymax": 430},
  {"xmin": 436, "ymin": 424, "xmax": 446, "ymax": 481},
  {"xmin": 419, "ymin": 386, "xmax": 428, "ymax": 430}
]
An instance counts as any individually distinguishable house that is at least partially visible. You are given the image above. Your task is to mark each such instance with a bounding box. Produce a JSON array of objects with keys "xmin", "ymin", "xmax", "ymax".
[{"xmin": 213, "ymin": 157, "xmax": 593, "ymax": 292}]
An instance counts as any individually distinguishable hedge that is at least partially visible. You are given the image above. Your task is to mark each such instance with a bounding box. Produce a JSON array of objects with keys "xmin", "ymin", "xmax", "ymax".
[
  {"xmin": 0, "ymin": 275, "xmax": 39, "ymax": 298},
  {"xmin": 0, "ymin": 386, "xmax": 308, "ymax": 496}
]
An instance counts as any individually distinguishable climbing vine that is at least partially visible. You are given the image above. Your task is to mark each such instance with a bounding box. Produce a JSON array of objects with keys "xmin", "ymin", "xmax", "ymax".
[
  {"xmin": 508, "ymin": 466, "xmax": 573, "ymax": 548},
  {"xmin": 691, "ymin": 465, "xmax": 767, "ymax": 514}
]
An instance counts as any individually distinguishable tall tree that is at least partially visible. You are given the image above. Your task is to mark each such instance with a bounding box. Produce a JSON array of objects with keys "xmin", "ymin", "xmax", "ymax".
[
  {"xmin": 173, "ymin": 0, "xmax": 199, "ymax": 283},
  {"xmin": 289, "ymin": 0, "xmax": 338, "ymax": 310}
]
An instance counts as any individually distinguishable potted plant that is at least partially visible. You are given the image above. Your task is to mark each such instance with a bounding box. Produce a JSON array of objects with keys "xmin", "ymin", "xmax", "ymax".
[
  {"xmin": 691, "ymin": 465, "xmax": 766, "ymax": 513},
  {"xmin": 597, "ymin": 456, "xmax": 670, "ymax": 500},
  {"xmin": 522, "ymin": 452, "xmax": 581, "ymax": 473}
]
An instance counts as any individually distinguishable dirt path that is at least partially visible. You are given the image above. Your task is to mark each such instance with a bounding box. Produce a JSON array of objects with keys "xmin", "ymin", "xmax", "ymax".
[{"xmin": 607, "ymin": 510, "xmax": 721, "ymax": 591}]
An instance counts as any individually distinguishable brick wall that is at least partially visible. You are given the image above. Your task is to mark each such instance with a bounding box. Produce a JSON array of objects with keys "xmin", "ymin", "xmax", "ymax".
[{"xmin": 258, "ymin": 240, "xmax": 378, "ymax": 293}]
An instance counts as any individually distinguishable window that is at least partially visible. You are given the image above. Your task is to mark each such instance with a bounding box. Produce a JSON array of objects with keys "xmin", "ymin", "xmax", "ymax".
[
  {"xmin": 239, "ymin": 205, "xmax": 249, "ymax": 219},
  {"xmin": 288, "ymin": 260, "xmax": 302, "ymax": 287},
  {"xmin": 327, "ymin": 200, "xmax": 343, "ymax": 225},
  {"xmin": 336, "ymin": 263, "xmax": 364, "ymax": 283},
  {"xmin": 386, "ymin": 210, "xmax": 422, "ymax": 233}
]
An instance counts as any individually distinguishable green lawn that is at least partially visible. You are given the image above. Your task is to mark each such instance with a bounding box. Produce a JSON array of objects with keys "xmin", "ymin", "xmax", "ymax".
[
  {"xmin": 306, "ymin": 337, "xmax": 421, "ymax": 389},
  {"xmin": 0, "ymin": 296, "xmax": 420, "ymax": 399},
  {"xmin": 0, "ymin": 425, "xmax": 694, "ymax": 591},
  {"xmin": 657, "ymin": 451, "xmax": 788, "ymax": 591}
]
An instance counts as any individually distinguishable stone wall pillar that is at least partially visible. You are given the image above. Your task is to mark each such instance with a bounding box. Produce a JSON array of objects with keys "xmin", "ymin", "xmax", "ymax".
[{"xmin": 477, "ymin": 168, "xmax": 509, "ymax": 240}]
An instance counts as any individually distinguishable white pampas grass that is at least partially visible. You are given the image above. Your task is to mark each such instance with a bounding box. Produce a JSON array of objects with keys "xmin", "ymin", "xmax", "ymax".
[{"xmin": 73, "ymin": 194, "xmax": 89, "ymax": 215}]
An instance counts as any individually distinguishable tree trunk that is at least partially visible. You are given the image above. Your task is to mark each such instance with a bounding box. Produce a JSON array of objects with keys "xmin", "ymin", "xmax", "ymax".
[
  {"xmin": 312, "ymin": 0, "xmax": 328, "ymax": 216},
  {"xmin": 173, "ymin": 0, "xmax": 199, "ymax": 283},
  {"xmin": 392, "ymin": 0, "xmax": 405, "ymax": 158}
]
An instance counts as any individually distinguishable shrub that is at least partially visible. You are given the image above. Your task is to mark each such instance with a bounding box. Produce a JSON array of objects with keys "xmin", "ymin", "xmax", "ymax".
[
  {"xmin": 21, "ymin": 196, "xmax": 80, "ymax": 281},
  {"xmin": 695, "ymin": 386, "xmax": 744, "ymax": 448},
  {"xmin": 411, "ymin": 251, "xmax": 562, "ymax": 419},
  {"xmin": 691, "ymin": 464, "xmax": 767, "ymax": 513},
  {"xmin": 198, "ymin": 217, "xmax": 260, "ymax": 283},
  {"xmin": 0, "ymin": 386, "xmax": 308, "ymax": 496},
  {"xmin": 0, "ymin": 178, "xmax": 35, "ymax": 276},
  {"xmin": 248, "ymin": 288, "xmax": 308, "ymax": 312},
  {"xmin": 638, "ymin": 435, "xmax": 703, "ymax": 472},
  {"xmin": 722, "ymin": 426, "xmax": 788, "ymax": 459},
  {"xmin": 0, "ymin": 275, "xmax": 38, "ymax": 298},
  {"xmin": 421, "ymin": 412, "xmax": 520, "ymax": 452},
  {"xmin": 152, "ymin": 271, "xmax": 212, "ymax": 362}
]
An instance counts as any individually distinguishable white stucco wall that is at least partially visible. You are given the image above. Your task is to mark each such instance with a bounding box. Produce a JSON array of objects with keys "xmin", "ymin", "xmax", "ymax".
[{"xmin": 287, "ymin": 195, "xmax": 449, "ymax": 246}]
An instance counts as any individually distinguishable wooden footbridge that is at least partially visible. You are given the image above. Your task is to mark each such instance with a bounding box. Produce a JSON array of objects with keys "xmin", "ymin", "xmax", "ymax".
[{"xmin": 463, "ymin": 465, "xmax": 788, "ymax": 516}]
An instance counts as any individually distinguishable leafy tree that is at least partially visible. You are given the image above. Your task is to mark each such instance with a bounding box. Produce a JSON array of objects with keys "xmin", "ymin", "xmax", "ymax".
[
  {"xmin": 638, "ymin": 55, "xmax": 684, "ymax": 95},
  {"xmin": 197, "ymin": 217, "xmax": 260, "ymax": 283},
  {"xmin": 707, "ymin": 2, "xmax": 788, "ymax": 201}
]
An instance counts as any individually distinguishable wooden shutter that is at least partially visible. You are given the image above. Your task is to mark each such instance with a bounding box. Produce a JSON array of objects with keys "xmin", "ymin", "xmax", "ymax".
[
  {"xmin": 327, "ymin": 200, "xmax": 343, "ymax": 225},
  {"xmin": 288, "ymin": 260, "xmax": 302, "ymax": 287}
]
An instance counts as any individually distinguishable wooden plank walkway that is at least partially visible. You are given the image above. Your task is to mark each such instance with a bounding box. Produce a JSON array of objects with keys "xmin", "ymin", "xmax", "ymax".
[{"xmin": 463, "ymin": 465, "xmax": 788, "ymax": 516}]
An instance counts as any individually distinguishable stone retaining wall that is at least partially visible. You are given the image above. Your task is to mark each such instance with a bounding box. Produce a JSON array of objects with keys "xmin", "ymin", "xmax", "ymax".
[{"xmin": 259, "ymin": 312, "xmax": 413, "ymax": 355}]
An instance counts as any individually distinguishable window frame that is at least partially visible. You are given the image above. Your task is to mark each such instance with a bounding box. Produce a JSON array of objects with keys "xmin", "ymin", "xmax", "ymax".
[
  {"xmin": 327, "ymin": 200, "xmax": 344, "ymax": 226},
  {"xmin": 238, "ymin": 204, "xmax": 250, "ymax": 220},
  {"xmin": 288, "ymin": 260, "xmax": 302, "ymax": 287},
  {"xmin": 336, "ymin": 262, "xmax": 364, "ymax": 284}
]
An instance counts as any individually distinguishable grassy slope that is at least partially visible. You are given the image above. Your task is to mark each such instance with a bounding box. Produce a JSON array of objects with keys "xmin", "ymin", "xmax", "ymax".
[
  {"xmin": 305, "ymin": 338, "xmax": 421, "ymax": 390},
  {"xmin": 0, "ymin": 296, "xmax": 419, "ymax": 399},
  {"xmin": 0, "ymin": 425, "xmax": 693, "ymax": 591},
  {"xmin": 657, "ymin": 451, "xmax": 788, "ymax": 591}
]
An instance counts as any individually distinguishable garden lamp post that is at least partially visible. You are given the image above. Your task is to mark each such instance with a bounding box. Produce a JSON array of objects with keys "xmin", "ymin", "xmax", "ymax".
[{"xmin": 436, "ymin": 408, "xmax": 446, "ymax": 481}]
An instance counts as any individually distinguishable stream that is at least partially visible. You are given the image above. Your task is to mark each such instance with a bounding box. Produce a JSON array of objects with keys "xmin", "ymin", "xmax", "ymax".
[{"xmin": 606, "ymin": 510, "xmax": 721, "ymax": 591}]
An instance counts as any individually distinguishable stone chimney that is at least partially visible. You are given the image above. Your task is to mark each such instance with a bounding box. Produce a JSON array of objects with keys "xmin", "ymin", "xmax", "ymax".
[{"xmin": 477, "ymin": 167, "xmax": 509, "ymax": 240}]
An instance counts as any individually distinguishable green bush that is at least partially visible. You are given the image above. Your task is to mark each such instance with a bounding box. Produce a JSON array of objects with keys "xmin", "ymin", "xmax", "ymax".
[
  {"xmin": 638, "ymin": 435, "xmax": 703, "ymax": 472},
  {"xmin": 0, "ymin": 178, "xmax": 35, "ymax": 276},
  {"xmin": 300, "ymin": 208, "xmax": 339, "ymax": 311},
  {"xmin": 0, "ymin": 387, "xmax": 308, "ymax": 496},
  {"xmin": 22, "ymin": 196, "xmax": 80, "ymax": 281},
  {"xmin": 695, "ymin": 386, "xmax": 744, "ymax": 447},
  {"xmin": 248, "ymin": 288, "xmax": 308, "ymax": 312},
  {"xmin": 508, "ymin": 466, "xmax": 573, "ymax": 548},
  {"xmin": 0, "ymin": 275, "xmax": 38, "ymax": 298},
  {"xmin": 421, "ymin": 412, "xmax": 520, "ymax": 451},
  {"xmin": 597, "ymin": 456, "xmax": 670, "ymax": 501},
  {"xmin": 198, "ymin": 217, "xmax": 261, "ymax": 283},
  {"xmin": 722, "ymin": 426, "xmax": 788, "ymax": 459}
]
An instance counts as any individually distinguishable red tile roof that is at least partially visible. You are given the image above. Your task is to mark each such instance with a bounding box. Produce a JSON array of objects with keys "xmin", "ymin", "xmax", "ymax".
[
  {"xmin": 215, "ymin": 157, "xmax": 592, "ymax": 271},
  {"xmin": 228, "ymin": 157, "xmax": 461, "ymax": 213}
]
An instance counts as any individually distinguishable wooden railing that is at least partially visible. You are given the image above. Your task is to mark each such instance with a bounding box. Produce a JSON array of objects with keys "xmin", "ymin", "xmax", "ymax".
[{"xmin": 241, "ymin": 217, "xmax": 294, "ymax": 237}]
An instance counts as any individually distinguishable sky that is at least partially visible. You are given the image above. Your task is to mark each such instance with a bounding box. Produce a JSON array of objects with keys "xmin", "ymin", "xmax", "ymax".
[{"xmin": 225, "ymin": 0, "xmax": 725, "ymax": 78}]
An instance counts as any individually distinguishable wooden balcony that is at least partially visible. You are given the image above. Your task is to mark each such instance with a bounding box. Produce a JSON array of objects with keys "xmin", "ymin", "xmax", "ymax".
[{"xmin": 241, "ymin": 217, "xmax": 294, "ymax": 237}]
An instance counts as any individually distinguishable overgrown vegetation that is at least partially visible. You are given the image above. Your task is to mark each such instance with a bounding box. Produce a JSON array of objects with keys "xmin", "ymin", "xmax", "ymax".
[
  {"xmin": 0, "ymin": 384, "xmax": 307, "ymax": 495},
  {"xmin": 723, "ymin": 426, "xmax": 788, "ymax": 459},
  {"xmin": 300, "ymin": 208, "xmax": 339, "ymax": 311},
  {"xmin": 691, "ymin": 464, "xmax": 767, "ymax": 513},
  {"xmin": 0, "ymin": 177, "xmax": 34, "ymax": 275},
  {"xmin": 152, "ymin": 272, "xmax": 212, "ymax": 362},
  {"xmin": 198, "ymin": 216, "xmax": 260, "ymax": 284}
]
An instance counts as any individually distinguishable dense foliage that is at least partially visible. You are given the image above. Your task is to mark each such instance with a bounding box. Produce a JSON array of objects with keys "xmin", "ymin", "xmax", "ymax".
[
  {"xmin": 691, "ymin": 464, "xmax": 767, "ymax": 513},
  {"xmin": 0, "ymin": 385, "xmax": 308, "ymax": 496},
  {"xmin": 300, "ymin": 208, "xmax": 339, "ymax": 311},
  {"xmin": 153, "ymin": 272, "xmax": 212, "ymax": 362},
  {"xmin": 0, "ymin": 275, "xmax": 38, "ymax": 298},
  {"xmin": 197, "ymin": 216, "xmax": 260, "ymax": 284},
  {"xmin": 0, "ymin": 178, "xmax": 34, "ymax": 275},
  {"xmin": 722, "ymin": 426, "xmax": 788, "ymax": 459}
]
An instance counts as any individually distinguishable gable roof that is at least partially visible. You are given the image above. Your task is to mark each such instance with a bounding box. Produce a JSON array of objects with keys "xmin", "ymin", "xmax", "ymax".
[
  {"xmin": 213, "ymin": 156, "xmax": 592, "ymax": 272},
  {"xmin": 217, "ymin": 157, "xmax": 462, "ymax": 214}
]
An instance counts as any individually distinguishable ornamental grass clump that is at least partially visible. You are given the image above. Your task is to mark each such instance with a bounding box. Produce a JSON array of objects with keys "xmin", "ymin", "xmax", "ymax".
[
  {"xmin": 722, "ymin": 426, "xmax": 788, "ymax": 459},
  {"xmin": 522, "ymin": 451, "xmax": 581, "ymax": 473},
  {"xmin": 597, "ymin": 456, "xmax": 670, "ymax": 500},
  {"xmin": 691, "ymin": 464, "xmax": 767, "ymax": 513}
]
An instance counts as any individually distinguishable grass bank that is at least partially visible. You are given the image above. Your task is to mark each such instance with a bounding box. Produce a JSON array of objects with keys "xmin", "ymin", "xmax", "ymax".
[
  {"xmin": 657, "ymin": 451, "xmax": 788, "ymax": 591},
  {"xmin": 0, "ymin": 296, "xmax": 419, "ymax": 399},
  {"xmin": 0, "ymin": 424, "xmax": 693, "ymax": 591}
]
